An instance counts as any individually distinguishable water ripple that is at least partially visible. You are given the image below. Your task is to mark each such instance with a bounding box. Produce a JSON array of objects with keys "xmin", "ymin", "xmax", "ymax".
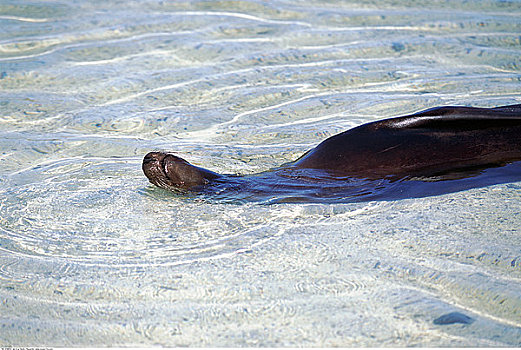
[
  {"xmin": 0, "ymin": 15, "xmax": 50, "ymax": 23},
  {"xmin": 166, "ymin": 10, "xmax": 313, "ymax": 28},
  {"xmin": 0, "ymin": 157, "xmax": 306, "ymax": 268},
  {"xmin": 2, "ymin": 0, "xmax": 521, "ymax": 346}
]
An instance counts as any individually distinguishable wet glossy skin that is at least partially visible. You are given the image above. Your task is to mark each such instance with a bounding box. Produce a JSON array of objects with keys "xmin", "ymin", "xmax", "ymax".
[
  {"xmin": 293, "ymin": 105, "xmax": 521, "ymax": 178},
  {"xmin": 142, "ymin": 104, "xmax": 521, "ymax": 201},
  {"xmin": 143, "ymin": 152, "xmax": 220, "ymax": 191}
]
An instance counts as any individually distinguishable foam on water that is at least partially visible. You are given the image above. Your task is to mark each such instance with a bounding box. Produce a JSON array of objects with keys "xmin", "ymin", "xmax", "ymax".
[{"xmin": 1, "ymin": 0, "xmax": 521, "ymax": 346}]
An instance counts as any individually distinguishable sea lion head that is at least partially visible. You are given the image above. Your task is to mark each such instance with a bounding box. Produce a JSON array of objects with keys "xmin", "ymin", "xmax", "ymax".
[{"xmin": 142, "ymin": 152, "xmax": 220, "ymax": 191}]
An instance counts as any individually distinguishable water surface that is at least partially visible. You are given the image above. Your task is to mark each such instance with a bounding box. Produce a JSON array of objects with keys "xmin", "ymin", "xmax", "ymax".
[{"xmin": 1, "ymin": 0, "xmax": 521, "ymax": 346}]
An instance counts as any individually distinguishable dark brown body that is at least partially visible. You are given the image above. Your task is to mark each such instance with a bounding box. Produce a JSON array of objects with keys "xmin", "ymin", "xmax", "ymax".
[
  {"xmin": 143, "ymin": 104, "xmax": 521, "ymax": 195},
  {"xmin": 293, "ymin": 104, "xmax": 521, "ymax": 179}
]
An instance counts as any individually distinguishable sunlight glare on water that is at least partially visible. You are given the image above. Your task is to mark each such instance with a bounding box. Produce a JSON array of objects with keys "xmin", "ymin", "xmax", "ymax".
[{"xmin": 1, "ymin": 0, "xmax": 521, "ymax": 346}]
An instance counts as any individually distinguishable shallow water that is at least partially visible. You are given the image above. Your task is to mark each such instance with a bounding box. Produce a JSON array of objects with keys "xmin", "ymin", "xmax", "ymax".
[{"xmin": 1, "ymin": 0, "xmax": 521, "ymax": 346}]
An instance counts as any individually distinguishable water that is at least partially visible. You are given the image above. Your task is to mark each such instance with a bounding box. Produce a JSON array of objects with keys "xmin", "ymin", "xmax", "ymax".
[{"xmin": 1, "ymin": 0, "xmax": 521, "ymax": 346}]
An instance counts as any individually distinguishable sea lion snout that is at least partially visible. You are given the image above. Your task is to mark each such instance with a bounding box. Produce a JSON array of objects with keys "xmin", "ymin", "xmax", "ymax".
[
  {"xmin": 143, "ymin": 152, "xmax": 164, "ymax": 165},
  {"xmin": 143, "ymin": 152, "xmax": 220, "ymax": 191},
  {"xmin": 142, "ymin": 152, "xmax": 174, "ymax": 189}
]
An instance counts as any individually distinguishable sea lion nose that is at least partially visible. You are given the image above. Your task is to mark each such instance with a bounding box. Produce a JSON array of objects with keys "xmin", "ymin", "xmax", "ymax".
[
  {"xmin": 143, "ymin": 152, "xmax": 162, "ymax": 164},
  {"xmin": 143, "ymin": 155, "xmax": 154, "ymax": 165}
]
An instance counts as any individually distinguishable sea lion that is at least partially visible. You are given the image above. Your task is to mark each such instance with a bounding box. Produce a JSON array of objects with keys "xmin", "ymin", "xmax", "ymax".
[{"xmin": 143, "ymin": 104, "xmax": 521, "ymax": 202}]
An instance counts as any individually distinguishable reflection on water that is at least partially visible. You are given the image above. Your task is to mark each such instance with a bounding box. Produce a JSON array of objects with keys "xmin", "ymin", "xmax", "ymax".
[
  {"xmin": 151, "ymin": 161, "xmax": 521, "ymax": 204},
  {"xmin": 1, "ymin": 0, "xmax": 521, "ymax": 346}
]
